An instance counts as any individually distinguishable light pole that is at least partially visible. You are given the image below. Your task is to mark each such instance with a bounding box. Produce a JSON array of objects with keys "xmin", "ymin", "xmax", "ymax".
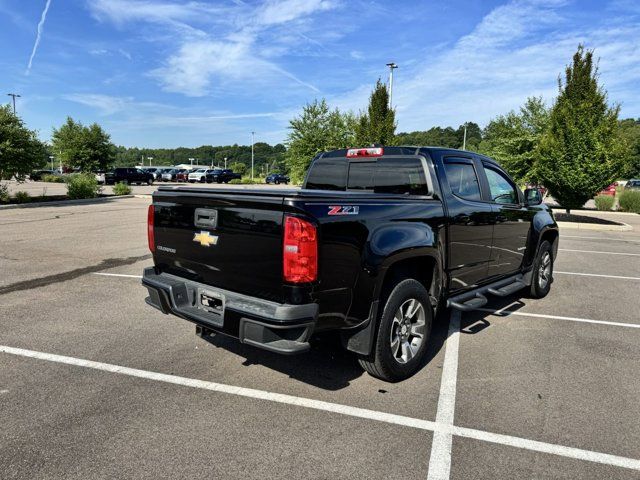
[
  {"xmin": 189, "ymin": 157, "xmax": 194, "ymax": 167},
  {"xmin": 224, "ymin": 157, "xmax": 227, "ymax": 169},
  {"xmin": 7, "ymin": 93, "xmax": 20, "ymax": 114},
  {"xmin": 251, "ymin": 131, "xmax": 255, "ymax": 180},
  {"xmin": 386, "ymin": 63, "xmax": 398, "ymax": 109},
  {"xmin": 49, "ymin": 155, "xmax": 54, "ymax": 171},
  {"xmin": 462, "ymin": 123, "xmax": 467, "ymax": 150},
  {"xmin": 147, "ymin": 156, "xmax": 153, "ymax": 167}
]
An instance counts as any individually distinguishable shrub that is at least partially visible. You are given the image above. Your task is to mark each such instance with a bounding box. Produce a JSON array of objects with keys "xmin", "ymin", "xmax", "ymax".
[
  {"xmin": 13, "ymin": 190, "xmax": 31, "ymax": 203},
  {"xmin": 0, "ymin": 183, "xmax": 9, "ymax": 203},
  {"xmin": 594, "ymin": 195, "xmax": 614, "ymax": 211},
  {"xmin": 229, "ymin": 179, "xmax": 242, "ymax": 184},
  {"xmin": 67, "ymin": 173, "xmax": 100, "ymax": 199},
  {"xmin": 42, "ymin": 174, "xmax": 65, "ymax": 183},
  {"xmin": 618, "ymin": 189, "xmax": 640, "ymax": 213},
  {"xmin": 112, "ymin": 182, "xmax": 132, "ymax": 195}
]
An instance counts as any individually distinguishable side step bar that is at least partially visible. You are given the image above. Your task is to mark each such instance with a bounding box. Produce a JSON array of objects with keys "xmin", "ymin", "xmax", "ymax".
[{"xmin": 447, "ymin": 274, "xmax": 528, "ymax": 312}]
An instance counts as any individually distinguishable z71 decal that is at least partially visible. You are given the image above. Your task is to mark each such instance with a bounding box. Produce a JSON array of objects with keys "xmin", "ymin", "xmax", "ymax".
[{"xmin": 328, "ymin": 205, "xmax": 359, "ymax": 216}]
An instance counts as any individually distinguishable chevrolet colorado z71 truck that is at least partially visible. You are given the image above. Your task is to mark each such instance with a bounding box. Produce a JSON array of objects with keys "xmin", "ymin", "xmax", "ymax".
[{"xmin": 143, "ymin": 146, "xmax": 558, "ymax": 381}]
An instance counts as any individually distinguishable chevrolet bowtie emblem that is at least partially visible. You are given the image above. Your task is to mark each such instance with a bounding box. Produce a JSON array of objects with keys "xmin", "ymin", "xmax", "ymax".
[{"xmin": 193, "ymin": 230, "xmax": 218, "ymax": 247}]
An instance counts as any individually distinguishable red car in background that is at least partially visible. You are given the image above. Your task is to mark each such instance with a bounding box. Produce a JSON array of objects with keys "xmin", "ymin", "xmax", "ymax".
[
  {"xmin": 175, "ymin": 169, "xmax": 189, "ymax": 182},
  {"xmin": 598, "ymin": 182, "xmax": 618, "ymax": 196}
]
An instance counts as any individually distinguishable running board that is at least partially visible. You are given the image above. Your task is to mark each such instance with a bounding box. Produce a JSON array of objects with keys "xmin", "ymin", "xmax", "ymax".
[
  {"xmin": 487, "ymin": 281, "xmax": 526, "ymax": 297},
  {"xmin": 449, "ymin": 293, "xmax": 488, "ymax": 312},
  {"xmin": 447, "ymin": 274, "xmax": 527, "ymax": 312}
]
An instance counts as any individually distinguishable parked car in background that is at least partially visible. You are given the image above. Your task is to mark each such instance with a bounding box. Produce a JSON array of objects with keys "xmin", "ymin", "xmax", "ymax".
[
  {"xmin": 176, "ymin": 169, "xmax": 189, "ymax": 182},
  {"xmin": 30, "ymin": 170, "xmax": 58, "ymax": 181},
  {"xmin": 598, "ymin": 182, "xmax": 618, "ymax": 196},
  {"xmin": 105, "ymin": 167, "xmax": 154, "ymax": 185},
  {"xmin": 205, "ymin": 168, "xmax": 242, "ymax": 183},
  {"xmin": 161, "ymin": 169, "xmax": 180, "ymax": 182},
  {"xmin": 265, "ymin": 173, "xmax": 290, "ymax": 184},
  {"xmin": 625, "ymin": 179, "xmax": 640, "ymax": 190},
  {"xmin": 188, "ymin": 169, "xmax": 209, "ymax": 183}
]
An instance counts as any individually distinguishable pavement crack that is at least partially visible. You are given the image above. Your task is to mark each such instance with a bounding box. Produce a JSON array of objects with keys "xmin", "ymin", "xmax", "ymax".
[{"xmin": 0, "ymin": 254, "xmax": 151, "ymax": 296}]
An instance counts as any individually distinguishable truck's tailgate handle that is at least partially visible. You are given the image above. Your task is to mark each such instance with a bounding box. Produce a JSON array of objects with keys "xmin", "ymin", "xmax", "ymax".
[{"xmin": 194, "ymin": 208, "xmax": 218, "ymax": 228}]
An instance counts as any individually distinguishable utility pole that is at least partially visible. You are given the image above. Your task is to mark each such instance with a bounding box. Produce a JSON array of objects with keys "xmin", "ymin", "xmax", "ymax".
[
  {"xmin": 385, "ymin": 63, "xmax": 398, "ymax": 109},
  {"xmin": 462, "ymin": 124, "xmax": 467, "ymax": 150},
  {"xmin": 251, "ymin": 131, "xmax": 255, "ymax": 180},
  {"xmin": 7, "ymin": 93, "xmax": 20, "ymax": 114}
]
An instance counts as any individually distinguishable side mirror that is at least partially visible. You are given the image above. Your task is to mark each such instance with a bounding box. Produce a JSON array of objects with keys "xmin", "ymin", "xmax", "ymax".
[{"xmin": 524, "ymin": 188, "xmax": 542, "ymax": 206}]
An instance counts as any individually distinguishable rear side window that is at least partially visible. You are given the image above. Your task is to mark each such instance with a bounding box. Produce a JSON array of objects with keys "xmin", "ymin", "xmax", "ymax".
[
  {"xmin": 305, "ymin": 158, "xmax": 348, "ymax": 191},
  {"xmin": 443, "ymin": 162, "xmax": 482, "ymax": 201}
]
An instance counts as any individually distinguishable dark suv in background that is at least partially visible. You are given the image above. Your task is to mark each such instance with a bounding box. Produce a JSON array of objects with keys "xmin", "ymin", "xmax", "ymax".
[
  {"xmin": 105, "ymin": 168, "xmax": 154, "ymax": 185},
  {"xmin": 265, "ymin": 173, "xmax": 290, "ymax": 184}
]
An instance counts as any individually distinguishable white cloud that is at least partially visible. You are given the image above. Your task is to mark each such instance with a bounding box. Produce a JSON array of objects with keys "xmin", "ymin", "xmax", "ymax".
[
  {"xmin": 330, "ymin": 0, "xmax": 640, "ymax": 132},
  {"xmin": 256, "ymin": 0, "xmax": 336, "ymax": 26},
  {"xmin": 63, "ymin": 93, "xmax": 133, "ymax": 115}
]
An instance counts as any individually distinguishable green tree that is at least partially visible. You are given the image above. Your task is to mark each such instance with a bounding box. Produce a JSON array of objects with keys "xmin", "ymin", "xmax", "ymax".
[
  {"xmin": 0, "ymin": 105, "xmax": 47, "ymax": 180},
  {"xmin": 228, "ymin": 161, "xmax": 247, "ymax": 175},
  {"xmin": 52, "ymin": 118, "xmax": 115, "ymax": 172},
  {"xmin": 285, "ymin": 99, "xmax": 356, "ymax": 182},
  {"xmin": 535, "ymin": 46, "xmax": 627, "ymax": 213},
  {"xmin": 355, "ymin": 79, "xmax": 396, "ymax": 146},
  {"xmin": 618, "ymin": 118, "xmax": 640, "ymax": 178},
  {"xmin": 479, "ymin": 97, "xmax": 549, "ymax": 183}
]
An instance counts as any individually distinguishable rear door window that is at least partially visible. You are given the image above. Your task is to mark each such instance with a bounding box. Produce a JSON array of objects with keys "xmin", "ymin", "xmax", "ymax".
[{"xmin": 443, "ymin": 162, "xmax": 482, "ymax": 201}]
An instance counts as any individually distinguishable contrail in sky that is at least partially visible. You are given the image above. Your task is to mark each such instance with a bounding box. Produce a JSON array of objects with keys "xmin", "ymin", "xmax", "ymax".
[{"xmin": 26, "ymin": 0, "xmax": 53, "ymax": 74}]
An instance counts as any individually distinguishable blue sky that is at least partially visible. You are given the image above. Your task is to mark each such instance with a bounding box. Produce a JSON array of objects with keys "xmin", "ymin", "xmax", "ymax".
[{"xmin": 1, "ymin": 0, "xmax": 639, "ymax": 147}]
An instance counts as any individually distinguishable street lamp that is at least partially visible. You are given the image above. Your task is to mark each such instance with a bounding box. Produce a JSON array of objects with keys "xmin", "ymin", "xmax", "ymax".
[
  {"xmin": 224, "ymin": 157, "xmax": 227, "ymax": 169},
  {"xmin": 147, "ymin": 156, "xmax": 153, "ymax": 167},
  {"xmin": 49, "ymin": 155, "xmax": 54, "ymax": 171},
  {"xmin": 188, "ymin": 157, "xmax": 194, "ymax": 167},
  {"xmin": 251, "ymin": 131, "xmax": 255, "ymax": 180},
  {"xmin": 386, "ymin": 62, "xmax": 398, "ymax": 109},
  {"xmin": 7, "ymin": 93, "xmax": 20, "ymax": 114}
]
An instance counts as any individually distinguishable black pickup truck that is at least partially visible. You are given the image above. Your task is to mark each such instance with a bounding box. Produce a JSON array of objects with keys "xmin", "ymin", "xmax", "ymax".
[
  {"xmin": 143, "ymin": 146, "xmax": 558, "ymax": 381},
  {"xmin": 105, "ymin": 167, "xmax": 154, "ymax": 185}
]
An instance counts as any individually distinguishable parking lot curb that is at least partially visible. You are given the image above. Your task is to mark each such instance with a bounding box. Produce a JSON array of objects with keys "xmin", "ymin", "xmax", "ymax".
[
  {"xmin": 556, "ymin": 221, "xmax": 633, "ymax": 231},
  {"xmin": 0, "ymin": 195, "xmax": 137, "ymax": 210}
]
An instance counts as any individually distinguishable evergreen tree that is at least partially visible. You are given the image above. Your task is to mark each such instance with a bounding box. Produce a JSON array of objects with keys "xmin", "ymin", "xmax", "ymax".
[
  {"xmin": 535, "ymin": 45, "xmax": 627, "ymax": 213},
  {"xmin": 355, "ymin": 79, "xmax": 396, "ymax": 146},
  {"xmin": 0, "ymin": 105, "xmax": 47, "ymax": 180}
]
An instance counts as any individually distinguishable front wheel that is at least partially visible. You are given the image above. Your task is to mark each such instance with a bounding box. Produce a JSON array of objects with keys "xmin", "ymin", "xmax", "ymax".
[
  {"xmin": 358, "ymin": 278, "xmax": 432, "ymax": 382},
  {"xmin": 529, "ymin": 240, "xmax": 554, "ymax": 298}
]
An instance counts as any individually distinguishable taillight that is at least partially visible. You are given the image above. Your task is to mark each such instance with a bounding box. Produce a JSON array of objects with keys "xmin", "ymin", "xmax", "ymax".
[
  {"xmin": 283, "ymin": 216, "xmax": 317, "ymax": 283},
  {"xmin": 346, "ymin": 147, "xmax": 383, "ymax": 157},
  {"xmin": 147, "ymin": 205, "xmax": 155, "ymax": 253}
]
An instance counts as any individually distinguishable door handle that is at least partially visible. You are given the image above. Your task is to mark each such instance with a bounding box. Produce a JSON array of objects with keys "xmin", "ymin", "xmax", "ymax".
[{"xmin": 455, "ymin": 214, "xmax": 471, "ymax": 224}]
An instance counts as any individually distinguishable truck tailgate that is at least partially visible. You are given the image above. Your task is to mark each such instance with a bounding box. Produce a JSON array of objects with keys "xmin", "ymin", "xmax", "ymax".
[{"xmin": 152, "ymin": 188, "xmax": 288, "ymax": 303}]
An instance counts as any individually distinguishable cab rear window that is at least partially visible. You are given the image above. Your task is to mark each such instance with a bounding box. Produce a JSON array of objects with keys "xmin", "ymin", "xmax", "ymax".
[{"xmin": 306, "ymin": 157, "xmax": 429, "ymax": 195}]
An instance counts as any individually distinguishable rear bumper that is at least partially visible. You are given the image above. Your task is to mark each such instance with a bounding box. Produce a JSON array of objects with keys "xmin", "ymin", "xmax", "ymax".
[{"xmin": 142, "ymin": 267, "xmax": 317, "ymax": 354}]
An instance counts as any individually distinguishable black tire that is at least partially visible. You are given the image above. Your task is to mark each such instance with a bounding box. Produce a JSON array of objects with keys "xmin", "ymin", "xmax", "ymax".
[
  {"xmin": 275, "ymin": 180, "xmax": 280, "ymax": 185},
  {"xmin": 358, "ymin": 278, "xmax": 432, "ymax": 382},
  {"xmin": 147, "ymin": 179, "xmax": 153, "ymax": 185},
  {"xmin": 529, "ymin": 240, "xmax": 553, "ymax": 298}
]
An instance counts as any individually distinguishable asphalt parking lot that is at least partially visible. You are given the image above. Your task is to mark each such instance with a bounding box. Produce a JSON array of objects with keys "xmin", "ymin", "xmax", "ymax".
[{"xmin": 1, "ymin": 197, "xmax": 639, "ymax": 479}]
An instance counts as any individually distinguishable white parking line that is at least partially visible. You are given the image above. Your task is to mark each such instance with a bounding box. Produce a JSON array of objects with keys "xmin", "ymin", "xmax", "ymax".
[
  {"xmin": 559, "ymin": 248, "xmax": 640, "ymax": 257},
  {"xmin": 562, "ymin": 235, "xmax": 640, "ymax": 243},
  {"xmin": 477, "ymin": 308, "xmax": 640, "ymax": 329},
  {"xmin": 92, "ymin": 273, "xmax": 143, "ymax": 279},
  {"xmin": 427, "ymin": 310, "xmax": 461, "ymax": 480},
  {"xmin": 2, "ymin": 344, "xmax": 639, "ymax": 472},
  {"xmin": 555, "ymin": 271, "xmax": 640, "ymax": 281}
]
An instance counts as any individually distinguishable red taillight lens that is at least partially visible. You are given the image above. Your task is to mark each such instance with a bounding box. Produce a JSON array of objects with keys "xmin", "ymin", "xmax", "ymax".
[
  {"xmin": 147, "ymin": 205, "xmax": 155, "ymax": 253},
  {"xmin": 283, "ymin": 216, "xmax": 317, "ymax": 283},
  {"xmin": 346, "ymin": 147, "xmax": 383, "ymax": 158}
]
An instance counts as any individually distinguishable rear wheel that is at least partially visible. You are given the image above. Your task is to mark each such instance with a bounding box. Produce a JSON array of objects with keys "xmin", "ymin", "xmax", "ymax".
[
  {"xmin": 529, "ymin": 240, "xmax": 553, "ymax": 298},
  {"xmin": 358, "ymin": 278, "xmax": 432, "ymax": 382}
]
